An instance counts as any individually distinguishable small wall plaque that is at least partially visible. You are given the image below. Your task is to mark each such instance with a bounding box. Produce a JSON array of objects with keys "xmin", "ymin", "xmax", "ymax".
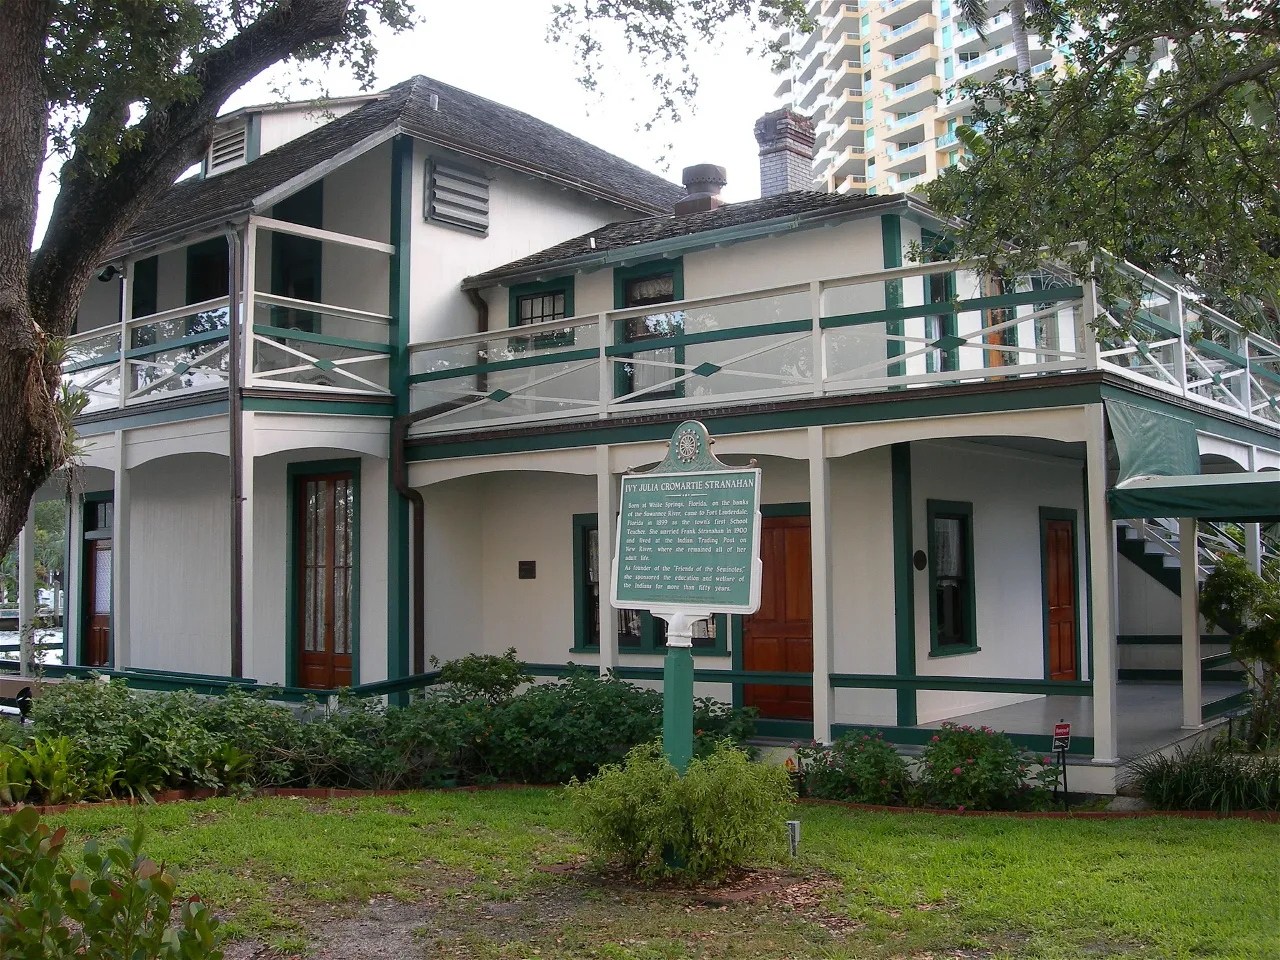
[{"xmin": 518, "ymin": 560, "xmax": 536, "ymax": 580}]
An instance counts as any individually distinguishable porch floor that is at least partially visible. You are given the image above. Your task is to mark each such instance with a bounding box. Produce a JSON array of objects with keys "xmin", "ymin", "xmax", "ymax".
[{"xmin": 915, "ymin": 681, "xmax": 1243, "ymax": 759}]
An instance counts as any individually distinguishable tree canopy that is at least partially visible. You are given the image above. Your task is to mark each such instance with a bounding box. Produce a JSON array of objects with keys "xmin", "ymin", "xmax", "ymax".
[{"xmin": 924, "ymin": 0, "xmax": 1280, "ymax": 332}]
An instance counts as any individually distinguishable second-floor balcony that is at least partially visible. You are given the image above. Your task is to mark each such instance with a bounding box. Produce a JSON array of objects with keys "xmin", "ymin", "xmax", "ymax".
[
  {"xmin": 64, "ymin": 215, "xmax": 394, "ymax": 416},
  {"xmin": 404, "ymin": 258, "xmax": 1280, "ymax": 438}
]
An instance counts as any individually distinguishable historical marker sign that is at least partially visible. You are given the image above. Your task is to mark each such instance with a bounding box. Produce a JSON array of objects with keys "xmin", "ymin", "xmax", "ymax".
[{"xmin": 610, "ymin": 422, "xmax": 762, "ymax": 617}]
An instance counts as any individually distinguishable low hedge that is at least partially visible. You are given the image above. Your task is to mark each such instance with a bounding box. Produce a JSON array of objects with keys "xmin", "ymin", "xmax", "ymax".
[{"xmin": 0, "ymin": 655, "xmax": 757, "ymax": 805}]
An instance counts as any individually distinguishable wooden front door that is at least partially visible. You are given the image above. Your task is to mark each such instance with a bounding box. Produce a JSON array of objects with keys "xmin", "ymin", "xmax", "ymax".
[
  {"xmin": 295, "ymin": 472, "xmax": 355, "ymax": 689},
  {"xmin": 742, "ymin": 516, "xmax": 813, "ymax": 721},
  {"xmin": 82, "ymin": 539, "xmax": 112, "ymax": 667},
  {"xmin": 1043, "ymin": 517, "xmax": 1078, "ymax": 681}
]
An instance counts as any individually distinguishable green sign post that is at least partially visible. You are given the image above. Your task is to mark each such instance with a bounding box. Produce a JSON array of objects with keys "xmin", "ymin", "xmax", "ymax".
[{"xmin": 611, "ymin": 421, "xmax": 762, "ymax": 772}]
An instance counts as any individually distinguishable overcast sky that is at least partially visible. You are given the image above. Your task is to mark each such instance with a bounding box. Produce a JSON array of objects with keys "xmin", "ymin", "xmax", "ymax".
[{"xmin": 33, "ymin": 1, "xmax": 781, "ymax": 244}]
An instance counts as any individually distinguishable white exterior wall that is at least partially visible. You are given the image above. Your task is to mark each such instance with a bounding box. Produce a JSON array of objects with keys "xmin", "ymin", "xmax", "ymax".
[
  {"xmin": 910, "ymin": 440, "xmax": 1089, "ymax": 723},
  {"xmin": 409, "ymin": 139, "xmax": 640, "ymax": 344},
  {"xmin": 319, "ymin": 141, "xmax": 392, "ymax": 317},
  {"xmin": 76, "ymin": 275, "xmax": 121, "ymax": 332},
  {"xmin": 256, "ymin": 101, "xmax": 371, "ymax": 155},
  {"xmin": 127, "ymin": 454, "xmax": 231, "ymax": 675}
]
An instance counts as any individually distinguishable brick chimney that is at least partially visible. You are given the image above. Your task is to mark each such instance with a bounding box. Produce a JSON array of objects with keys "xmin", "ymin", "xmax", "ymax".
[
  {"xmin": 754, "ymin": 109, "xmax": 815, "ymax": 197},
  {"xmin": 673, "ymin": 164, "xmax": 728, "ymax": 215}
]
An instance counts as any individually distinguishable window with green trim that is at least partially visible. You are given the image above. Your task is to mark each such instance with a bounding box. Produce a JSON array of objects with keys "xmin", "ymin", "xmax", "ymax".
[
  {"xmin": 510, "ymin": 277, "xmax": 575, "ymax": 349},
  {"xmin": 613, "ymin": 260, "xmax": 684, "ymax": 401},
  {"xmin": 922, "ymin": 229, "xmax": 958, "ymax": 374},
  {"xmin": 573, "ymin": 513, "xmax": 724, "ymax": 654},
  {"xmin": 927, "ymin": 500, "xmax": 978, "ymax": 655}
]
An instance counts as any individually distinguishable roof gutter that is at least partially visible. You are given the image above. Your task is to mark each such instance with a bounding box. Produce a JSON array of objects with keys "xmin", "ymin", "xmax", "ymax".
[{"xmin": 462, "ymin": 194, "xmax": 927, "ymax": 290}]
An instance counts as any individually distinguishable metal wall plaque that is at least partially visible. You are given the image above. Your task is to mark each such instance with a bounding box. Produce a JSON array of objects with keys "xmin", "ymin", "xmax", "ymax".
[{"xmin": 610, "ymin": 421, "xmax": 762, "ymax": 616}]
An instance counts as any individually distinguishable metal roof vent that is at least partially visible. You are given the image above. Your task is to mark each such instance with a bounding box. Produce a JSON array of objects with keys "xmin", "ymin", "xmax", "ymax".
[{"xmin": 673, "ymin": 164, "xmax": 727, "ymax": 215}]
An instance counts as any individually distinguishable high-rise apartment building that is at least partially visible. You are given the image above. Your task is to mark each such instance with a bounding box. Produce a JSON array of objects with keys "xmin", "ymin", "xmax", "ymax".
[{"xmin": 773, "ymin": 1, "xmax": 1063, "ymax": 195}]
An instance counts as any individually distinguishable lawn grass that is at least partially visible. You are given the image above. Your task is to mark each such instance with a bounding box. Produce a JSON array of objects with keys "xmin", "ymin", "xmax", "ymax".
[{"xmin": 49, "ymin": 790, "xmax": 1280, "ymax": 959}]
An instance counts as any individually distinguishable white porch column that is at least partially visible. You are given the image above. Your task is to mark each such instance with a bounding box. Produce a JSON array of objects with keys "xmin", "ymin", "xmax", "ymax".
[
  {"xmin": 1243, "ymin": 523, "xmax": 1263, "ymax": 575},
  {"xmin": 808, "ymin": 426, "xmax": 834, "ymax": 743},
  {"xmin": 112, "ymin": 430, "xmax": 131, "ymax": 668},
  {"xmin": 17, "ymin": 499, "xmax": 36, "ymax": 677},
  {"xmin": 595, "ymin": 444, "xmax": 617, "ymax": 674},
  {"xmin": 239, "ymin": 412, "xmax": 256, "ymax": 679},
  {"xmin": 1085, "ymin": 404, "xmax": 1119, "ymax": 763},
  {"xmin": 1179, "ymin": 517, "xmax": 1202, "ymax": 728}
]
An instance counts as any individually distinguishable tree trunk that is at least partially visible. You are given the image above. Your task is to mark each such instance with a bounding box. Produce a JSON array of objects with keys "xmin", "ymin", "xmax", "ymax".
[
  {"xmin": 0, "ymin": 1, "xmax": 59, "ymax": 554},
  {"xmin": 1011, "ymin": 0, "xmax": 1032, "ymax": 75}
]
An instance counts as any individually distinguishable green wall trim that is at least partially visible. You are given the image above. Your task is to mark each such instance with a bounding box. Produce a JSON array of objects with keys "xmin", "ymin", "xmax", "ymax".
[
  {"xmin": 881, "ymin": 215, "xmax": 905, "ymax": 377},
  {"xmin": 761, "ymin": 501, "xmax": 811, "ymax": 518},
  {"xmin": 1204, "ymin": 690, "xmax": 1249, "ymax": 720},
  {"xmin": 821, "ymin": 287, "xmax": 1084, "ymax": 330},
  {"xmin": 241, "ymin": 395, "xmax": 395, "ymax": 416},
  {"xmin": 407, "ymin": 379, "xmax": 1106, "ymax": 461},
  {"xmin": 890, "ymin": 443, "xmax": 916, "ymax": 726},
  {"xmin": 63, "ymin": 353, "xmax": 122, "ymax": 374},
  {"xmin": 926, "ymin": 498, "xmax": 978, "ymax": 657},
  {"xmin": 251, "ymin": 324, "xmax": 394, "ymax": 355},
  {"xmin": 123, "ymin": 328, "xmax": 228, "ymax": 360},
  {"xmin": 1117, "ymin": 634, "xmax": 1228, "ymax": 645},
  {"xmin": 78, "ymin": 491, "xmax": 115, "ymax": 668},
  {"xmin": 285, "ymin": 458, "xmax": 363, "ymax": 688},
  {"xmin": 830, "ymin": 673, "xmax": 1093, "ymax": 695},
  {"xmin": 245, "ymin": 113, "xmax": 261, "ymax": 162},
  {"xmin": 386, "ymin": 134, "xmax": 414, "ymax": 696},
  {"xmin": 1038, "ymin": 506, "xmax": 1083, "ymax": 683}
]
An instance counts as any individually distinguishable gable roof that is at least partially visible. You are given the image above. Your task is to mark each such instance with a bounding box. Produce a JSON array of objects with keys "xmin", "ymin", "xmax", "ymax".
[
  {"xmin": 463, "ymin": 190, "xmax": 933, "ymax": 289},
  {"xmin": 112, "ymin": 76, "xmax": 684, "ymax": 256}
]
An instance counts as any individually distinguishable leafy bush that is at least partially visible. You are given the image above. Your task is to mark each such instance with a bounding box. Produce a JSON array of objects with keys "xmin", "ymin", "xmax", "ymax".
[
  {"xmin": 1126, "ymin": 739, "xmax": 1280, "ymax": 813},
  {"xmin": 794, "ymin": 731, "xmax": 910, "ymax": 805},
  {"xmin": 0, "ymin": 806, "xmax": 222, "ymax": 959},
  {"xmin": 1200, "ymin": 554, "xmax": 1280, "ymax": 751},
  {"xmin": 433, "ymin": 648, "xmax": 532, "ymax": 703},
  {"xmin": 568, "ymin": 739, "xmax": 795, "ymax": 883},
  {"xmin": 916, "ymin": 722, "xmax": 1061, "ymax": 811}
]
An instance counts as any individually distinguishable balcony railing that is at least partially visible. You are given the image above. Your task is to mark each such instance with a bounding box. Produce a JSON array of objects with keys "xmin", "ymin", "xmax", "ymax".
[
  {"xmin": 63, "ymin": 216, "xmax": 394, "ymax": 413},
  {"xmin": 406, "ymin": 257, "xmax": 1280, "ymax": 437}
]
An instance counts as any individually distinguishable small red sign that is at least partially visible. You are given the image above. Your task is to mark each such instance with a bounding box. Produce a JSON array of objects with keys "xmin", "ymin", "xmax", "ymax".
[
  {"xmin": 1054, "ymin": 722, "xmax": 1071, "ymax": 739},
  {"xmin": 1052, "ymin": 722, "xmax": 1071, "ymax": 752}
]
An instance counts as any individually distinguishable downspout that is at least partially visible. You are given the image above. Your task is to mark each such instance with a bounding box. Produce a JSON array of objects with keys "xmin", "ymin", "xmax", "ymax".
[
  {"xmin": 226, "ymin": 226, "xmax": 244, "ymax": 678},
  {"xmin": 465, "ymin": 287, "xmax": 490, "ymax": 395},
  {"xmin": 389, "ymin": 288, "xmax": 490, "ymax": 676}
]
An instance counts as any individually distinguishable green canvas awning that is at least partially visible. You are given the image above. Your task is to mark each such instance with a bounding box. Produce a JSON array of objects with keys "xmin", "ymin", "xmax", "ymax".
[
  {"xmin": 1104, "ymin": 398, "xmax": 1200, "ymax": 484},
  {"xmin": 1108, "ymin": 472, "xmax": 1280, "ymax": 521}
]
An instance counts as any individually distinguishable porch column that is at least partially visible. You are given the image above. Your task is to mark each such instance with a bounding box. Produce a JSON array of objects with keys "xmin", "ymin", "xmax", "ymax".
[
  {"xmin": 238, "ymin": 413, "xmax": 256, "ymax": 679},
  {"xmin": 595, "ymin": 444, "xmax": 617, "ymax": 674},
  {"xmin": 808, "ymin": 426, "xmax": 834, "ymax": 743},
  {"xmin": 1085, "ymin": 404, "xmax": 1119, "ymax": 763},
  {"xmin": 112, "ymin": 430, "xmax": 131, "ymax": 668},
  {"xmin": 1179, "ymin": 517, "xmax": 1202, "ymax": 728},
  {"xmin": 17, "ymin": 499, "xmax": 35, "ymax": 677},
  {"xmin": 1243, "ymin": 523, "xmax": 1262, "ymax": 575}
]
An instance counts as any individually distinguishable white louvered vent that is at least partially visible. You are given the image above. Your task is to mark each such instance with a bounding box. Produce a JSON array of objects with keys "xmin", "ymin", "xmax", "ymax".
[
  {"xmin": 207, "ymin": 124, "xmax": 247, "ymax": 175},
  {"xmin": 426, "ymin": 161, "xmax": 489, "ymax": 235}
]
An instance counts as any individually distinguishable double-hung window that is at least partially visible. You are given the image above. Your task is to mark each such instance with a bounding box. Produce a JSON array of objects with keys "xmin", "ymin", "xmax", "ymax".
[
  {"xmin": 510, "ymin": 278, "xmax": 574, "ymax": 349},
  {"xmin": 927, "ymin": 500, "xmax": 978, "ymax": 655}
]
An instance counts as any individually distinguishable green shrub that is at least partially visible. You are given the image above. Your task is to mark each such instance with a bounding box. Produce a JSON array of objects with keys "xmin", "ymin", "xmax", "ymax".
[
  {"xmin": 434, "ymin": 648, "xmax": 532, "ymax": 703},
  {"xmin": 568, "ymin": 739, "xmax": 795, "ymax": 883},
  {"xmin": 916, "ymin": 722, "xmax": 1061, "ymax": 811},
  {"xmin": 794, "ymin": 731, "xmax": 911, "ymax": 805},
  {"xmin": 694, "ymin": 697, "xmax": 757, "ymax": 756},
  {"xmin": 1126, "ymin": 738, "xmax": 1280, "ymax": 812},
  {"xmin": 0, "ymin": 806, "xmax": 222, "ymax": 959}
]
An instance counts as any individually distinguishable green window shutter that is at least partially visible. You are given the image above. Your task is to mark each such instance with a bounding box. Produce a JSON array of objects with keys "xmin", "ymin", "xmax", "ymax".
[{"xmin": 131, "ymin": 256, "xmax": 158, "ymax": 319}]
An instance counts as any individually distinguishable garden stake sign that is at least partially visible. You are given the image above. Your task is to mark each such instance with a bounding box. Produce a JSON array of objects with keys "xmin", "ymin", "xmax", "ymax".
[
  {"xmin": 1053, "ymin": 720, "xmax": 1071, "ymax": 810},
  {"xmin": 611, "ymin": 420, "xmax": 762, "ymax": 773}
]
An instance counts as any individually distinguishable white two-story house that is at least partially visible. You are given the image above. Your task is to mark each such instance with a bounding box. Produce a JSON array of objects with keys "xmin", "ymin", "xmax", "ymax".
[{"xmin": 25, "ymin": 77, "xmax": 1280, "ymax": 793}]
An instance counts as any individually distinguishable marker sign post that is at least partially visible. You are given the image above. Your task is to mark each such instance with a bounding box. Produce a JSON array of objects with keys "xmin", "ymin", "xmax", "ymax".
[{"xmin": 611, "ymin": 421, "xmax": 762, "ymax": 773}]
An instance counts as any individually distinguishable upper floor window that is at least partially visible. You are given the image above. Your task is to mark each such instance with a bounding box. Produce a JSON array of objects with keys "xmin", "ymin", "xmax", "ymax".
[
  {"xmin": 516, "ymin": 289, "xmax": 566, "ymax": 326},
  {"xmin": 509, "ymin": 278, "xmax": 574, "ymax": 348}
]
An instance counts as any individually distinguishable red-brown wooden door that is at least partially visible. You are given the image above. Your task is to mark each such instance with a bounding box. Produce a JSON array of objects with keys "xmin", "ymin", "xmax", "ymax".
[
  {"xmin": 742, "ymin": 516, "xmax": 813, "ymax": 720},
  {"xmin": 295, "ymin": 472, "xmax": 355, "ymax": 690},
  {"xmin": 1044, "ymin": 518, "xmax": 1078, "ymax": 681},
  {"xmin": 82, "ymin": 539, "xmax": 112, "ymax": 667}
]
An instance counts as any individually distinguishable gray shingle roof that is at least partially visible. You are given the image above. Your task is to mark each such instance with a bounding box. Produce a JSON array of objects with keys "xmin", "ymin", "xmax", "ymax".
[
  {"xmin": 115, "ymin": 76, "xmax": 684, "ymax": 253},
  {"xmin": 463, "ymin": 190, "xmax": 915, "ymax": 288}
]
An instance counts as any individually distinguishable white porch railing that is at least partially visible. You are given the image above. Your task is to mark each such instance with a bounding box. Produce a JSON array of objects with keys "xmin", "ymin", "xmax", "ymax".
[{"xmin": 407, "ymin": 259, "xmax": 1095, "ymax": 435}]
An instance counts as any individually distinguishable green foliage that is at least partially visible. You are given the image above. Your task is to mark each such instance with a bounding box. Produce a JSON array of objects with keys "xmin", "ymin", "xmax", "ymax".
[
  {"xmin": 434, "ymin": 647, "xmax": 532, "ymax": 703},
  {"xmin": 923, "ymin": 1, "xmax": 1280, "ymax": 333},
  {"xmin": 1201, "ymin": 554, "xmax": 1280, "ymax": 750},
  {"xmin": 794, "ymin": 731, "xmax": 911, "ymax": 805},
  {"xmin": 1127, "ymin": 739, "xmax": 1280, "ymax": 813},
  {"xmin": 917, "ymin": 723, "xmax": 1061, "ymax": 811},
  {"xmin": 0, "ymin": 806, "xmax": 222, "ymax": 959},
  {"xmin": 568, "ymin": 740, "xmax": 795, "ymax": 883}
]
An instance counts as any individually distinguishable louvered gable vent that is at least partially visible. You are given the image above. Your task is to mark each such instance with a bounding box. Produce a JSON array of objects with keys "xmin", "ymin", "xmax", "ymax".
[
  {"xmin": 207, "ymin": 124, "xmax": 247, "ymax": 175},
  {"xmin": 426, "ymin": 161, "xmax": 489, "ymax": 235}
]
